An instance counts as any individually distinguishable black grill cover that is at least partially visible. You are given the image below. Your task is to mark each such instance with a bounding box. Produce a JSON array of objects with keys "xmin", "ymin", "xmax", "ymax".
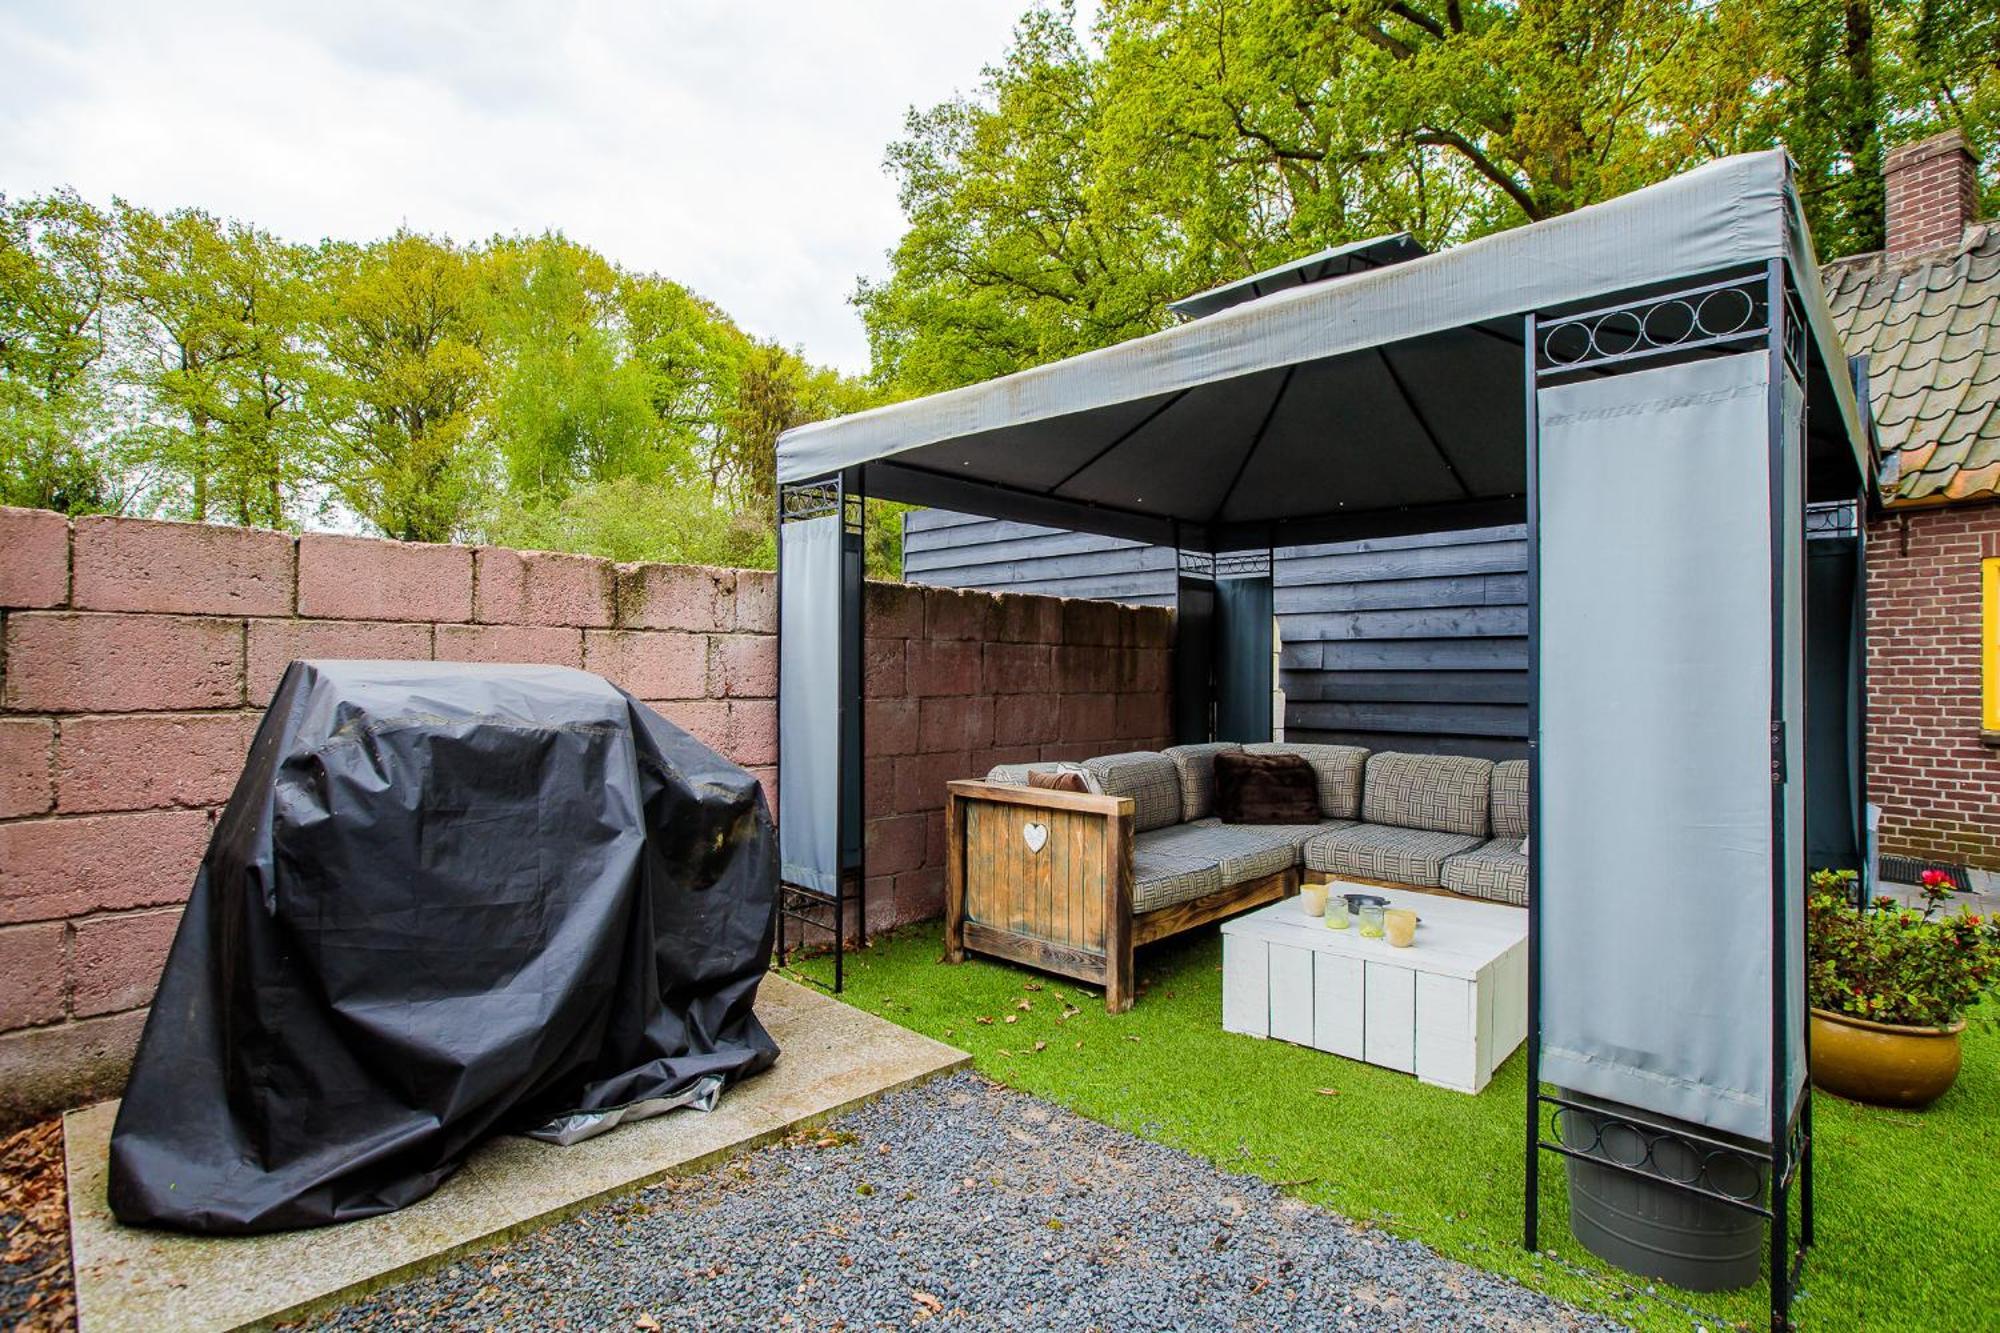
[{"xmin": 107, "ymin": 660, "xmax": 779, "ymax": 1233}]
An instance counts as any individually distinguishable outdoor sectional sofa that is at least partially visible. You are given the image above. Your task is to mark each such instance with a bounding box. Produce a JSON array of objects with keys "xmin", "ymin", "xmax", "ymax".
[{"xmin": 943, "ymin": 744, "xmax": 1529, "ymax": 1011}]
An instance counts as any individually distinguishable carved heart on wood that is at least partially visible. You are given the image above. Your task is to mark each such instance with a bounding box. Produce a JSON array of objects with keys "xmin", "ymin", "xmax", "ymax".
[{"xmin": 1022, "ymin": 821, "xmax": 1049, "ymax": 854}]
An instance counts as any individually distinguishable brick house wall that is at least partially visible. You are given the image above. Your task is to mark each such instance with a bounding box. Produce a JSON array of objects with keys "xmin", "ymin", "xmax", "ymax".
[
  {"xmin": 0, "ymin": 507, "xmax": 1171, "ymax": 1127},
  {"xmin": 1865, "ymin": 502, "xmax": 2000, "ymax": 868}
]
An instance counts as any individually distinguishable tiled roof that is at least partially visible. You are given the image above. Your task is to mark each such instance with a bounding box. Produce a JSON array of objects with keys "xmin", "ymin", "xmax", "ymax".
[{"xmin": 1824, "ymin": 223, "xmax": 2000, "ymax": 506}]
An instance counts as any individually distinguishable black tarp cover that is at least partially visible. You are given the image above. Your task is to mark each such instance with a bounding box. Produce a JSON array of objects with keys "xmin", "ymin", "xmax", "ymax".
[{"xmin": 108, "ymin": 660, "xmax": 779, "ymax": 1234}]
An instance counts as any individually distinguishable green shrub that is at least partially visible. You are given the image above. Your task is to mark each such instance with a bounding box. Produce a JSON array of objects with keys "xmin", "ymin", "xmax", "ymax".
[{"xmin": 1807, "ymin": 869, "xmax": 2000, "ymax": 1028}]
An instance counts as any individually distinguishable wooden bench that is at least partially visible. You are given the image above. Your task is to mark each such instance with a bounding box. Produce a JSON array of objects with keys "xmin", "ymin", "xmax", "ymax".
[{"xmin": 942, "ymin": 779, "xmax": 1295, "ymax": 1012}]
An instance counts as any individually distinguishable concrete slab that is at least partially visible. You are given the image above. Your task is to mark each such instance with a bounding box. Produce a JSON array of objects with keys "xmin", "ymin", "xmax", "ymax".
[{"xmin": 65, "ymin": 975, "xmax": 967, "ymax": 1333}]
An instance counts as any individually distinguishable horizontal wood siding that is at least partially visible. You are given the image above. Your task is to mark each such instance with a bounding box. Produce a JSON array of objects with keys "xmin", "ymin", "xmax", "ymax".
[{"xmin": 904, "ymin": 510, "xmax": 1528, "ymax": 758}]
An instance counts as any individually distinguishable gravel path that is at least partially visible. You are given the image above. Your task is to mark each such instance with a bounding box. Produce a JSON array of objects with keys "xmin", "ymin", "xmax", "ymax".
[{"xmin": 312, "ymin": 1072, "xmax": 1623, "ymax": 1332}]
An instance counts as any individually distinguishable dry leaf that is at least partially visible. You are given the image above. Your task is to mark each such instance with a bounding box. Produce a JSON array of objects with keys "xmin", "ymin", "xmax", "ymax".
[
  {"xmin": 1024, "ymin": 981, "xmax": 1043, "ymax": 991},
  {"xmin": 974, "ymin": 1016, "xmax": 994, "ymax": 1025},
  {"xmin": 1033, "ymin": 1040, "xmax": 1047, "ymax": 1052},
  {"xmin": 1003, "ymin": 1014, "xmax": 1018, "ymax": 1024},
  {"xmin": 1015, "ymin": 999, "xmax": 1033, "ymax": 1011},
  {"xmin": 635, "ymin": 1316, "xmax": 662, "ymax": 1331},
  {"xmin": 912, "ymin": 1291, "xmax": 944, "ymax": 1312},
  {"xmin": 1315, "ymin": 1088, "xmax": 1342, "ymax": 1097}
]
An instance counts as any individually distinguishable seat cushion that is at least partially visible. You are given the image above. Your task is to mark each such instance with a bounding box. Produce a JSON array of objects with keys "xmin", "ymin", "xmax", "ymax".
[
  {"xmin": 1162, "ymin": 742, "xmax": 1242, "ymax": 821},
  {"xmin": 1081, "ymin": 751, "xmax": 1182, "ymax": 833},
  {"xmin": 1361, "ymin": 752, "xmax": 1494, "ymax": 838},
  {"xmin": 1214, "ymin": 751, "xmax": 1320, "ymax": 823},
  {"xmin": 1303, "ymin": 823, "xmax": 1483, "ymax": 887},
  {"xmin": 1130, "ymin": 840, "xmax": 1225, "ymax": 914},
  {"xmin": 1491, "ymin": 760, "xmax": 1530, "ymax": 842},
  {"xmin": 1138, "ymin": 819, "xmax": 1331, "ymax": 895},
  {"xmin": 1441, "ymin": 837, "xmax": 1530, "ymax": 907},
  {"xmin": 1244, "ymin": 743, "xmax": 1368, "ymax": 819}
]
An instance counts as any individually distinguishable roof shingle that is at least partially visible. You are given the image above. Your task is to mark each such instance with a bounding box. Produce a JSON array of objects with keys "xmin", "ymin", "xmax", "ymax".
[{"xmin": 1825, "ymin": 223, "xmax": 2000, "ymax": 506}]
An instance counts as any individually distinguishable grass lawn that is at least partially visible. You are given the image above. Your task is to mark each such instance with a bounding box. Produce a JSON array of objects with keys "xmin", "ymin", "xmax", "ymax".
[{"xmin": 788, "ymin": 921, "xmax": 1997, "ymax": 1332}]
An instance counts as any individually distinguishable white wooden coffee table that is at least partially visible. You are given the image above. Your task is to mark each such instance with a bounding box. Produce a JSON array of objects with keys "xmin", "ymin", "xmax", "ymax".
[{"xmin": 1220, "ymin": 885, "xmax": 1528, "ymax": 1093}]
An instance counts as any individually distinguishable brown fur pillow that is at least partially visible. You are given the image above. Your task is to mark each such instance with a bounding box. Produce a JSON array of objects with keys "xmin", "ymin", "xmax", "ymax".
[
  {"xmin": 1028, "ymin": 768, "xmax": 1089, "ymax": 794},
  {"xmin": 1214, "ymin": 751, "xmax": 1319, "ymax": 824}
]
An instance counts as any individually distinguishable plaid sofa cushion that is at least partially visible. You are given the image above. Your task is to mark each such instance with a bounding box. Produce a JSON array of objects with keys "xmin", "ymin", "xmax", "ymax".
[
  {"xmin": 1302, "ymin": 824, "xmax": 1483, "ymax": 887},
  {"xmin": 1491, "ymin": 760, "xmax": 1530, "ymax": 842},
  {"xmin": 1441, "ymin": 837, "xmax": 1529, "ymax": 907},
  {"xmin": 1162, "ymin": 742, "xmax": 1242, "ymax": 821},
  {"xmin": 1131, "ymin": 841, "xmax": 1225, "ymax": 914},
  {"xmin": 1082, "ymin": 751, "xmax": 1182, "ymax": 833},
  {"xmin": 1244, "ymin": 743, "xmax": 1368, "ymax": 819},
  {"xmin": 1141, "ymin": 818, "xmax": 1330, "ymax": 889},
  {"xmin": 1361, "ymin": 752, "xmax": 1494, "ymax": 838}
]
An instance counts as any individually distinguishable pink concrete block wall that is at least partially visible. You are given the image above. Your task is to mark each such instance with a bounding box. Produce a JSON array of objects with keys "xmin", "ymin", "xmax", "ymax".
[{"xmin": 0, "ymin": 506, "xmax": 1172, "ymax": 1127}]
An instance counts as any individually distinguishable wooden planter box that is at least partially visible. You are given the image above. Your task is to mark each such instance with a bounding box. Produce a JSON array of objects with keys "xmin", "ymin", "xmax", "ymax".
[{"xmin": 942, "ymin": 779, "xmax": 1294, "ymax": 1012}]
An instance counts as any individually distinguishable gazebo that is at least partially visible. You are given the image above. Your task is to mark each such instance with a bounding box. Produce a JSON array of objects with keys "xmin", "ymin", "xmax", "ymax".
[{"xmin": 773, "ymin": 150, "xmax": 1874, "ymax": 1327}]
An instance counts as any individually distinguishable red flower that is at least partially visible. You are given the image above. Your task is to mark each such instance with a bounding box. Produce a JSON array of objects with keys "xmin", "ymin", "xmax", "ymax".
[{"xmin": 1921, "ymin": 869, "xmax": 1953, "ymax": 890}]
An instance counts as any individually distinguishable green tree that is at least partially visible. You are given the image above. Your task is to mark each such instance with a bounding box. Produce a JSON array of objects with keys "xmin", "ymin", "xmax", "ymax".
[
  {"xmin": 317, "ymin": 231, "xmax": 492, "ymax": 542},
  {"xmin": 860, "ymin": 0, "xmax": 1997, "ymax": 390},
  {"xmin": 117, "ymin": 203, "xmax": 322, "ymax": 525},
  {"xmin": 0, "ymin": 190, "xmax": 125, "ymax": 512},
  {"xmin": 483, "ymin": 234, "xmax": 678, "ymax": 505}
]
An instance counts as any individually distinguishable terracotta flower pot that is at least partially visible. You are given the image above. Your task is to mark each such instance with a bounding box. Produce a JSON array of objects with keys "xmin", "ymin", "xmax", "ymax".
[{"xmin": 1810, "ymin": 1007, "xmax": 1965, "ymax": 1108}]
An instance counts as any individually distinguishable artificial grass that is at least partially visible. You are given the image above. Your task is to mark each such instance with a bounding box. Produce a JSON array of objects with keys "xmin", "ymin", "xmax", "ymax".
[{"xmin": 788, "ymin": 922, "xmax": 1999, "ymax": 1332}]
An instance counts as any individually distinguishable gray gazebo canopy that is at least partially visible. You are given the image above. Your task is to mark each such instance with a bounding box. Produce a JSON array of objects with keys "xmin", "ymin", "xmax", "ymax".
[
  {"xmin": 779, "ymin": 150, "xmax": 1869, "ymax": 552},
  {"xmin": 774, "ymin": 148, "xmax": 1874, "ymax": 1330}
]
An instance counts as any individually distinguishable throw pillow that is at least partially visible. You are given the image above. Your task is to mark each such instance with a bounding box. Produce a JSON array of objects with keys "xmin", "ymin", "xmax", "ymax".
[
  {"xmin": 1029, "ymin": 768, "xmax": 1089, "ymax": 794},
  {"xmin": 1214, "ymin": 751, "xmax": 1319, "ymax": 824}
]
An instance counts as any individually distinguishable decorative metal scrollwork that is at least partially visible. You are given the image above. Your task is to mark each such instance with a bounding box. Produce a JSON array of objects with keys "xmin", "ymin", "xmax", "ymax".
[
  {"xmin": 1536, "ymin": 277, "xmax": 1772, "ymax": 378},
  {"xmin": 780, "ymin": 481, "xmax": 840, "ymax": 521},
  {"xmin": 1215, "ymin": 550, "xmax": 1272, "ymax": 580},
  {"xmin": 1538, "ymin": 1095, "xmax": 1773, "ymax": 1214},
  {"xmin": 1177, "ymin": 549, "xmax": 1217, "ymax": 580}
]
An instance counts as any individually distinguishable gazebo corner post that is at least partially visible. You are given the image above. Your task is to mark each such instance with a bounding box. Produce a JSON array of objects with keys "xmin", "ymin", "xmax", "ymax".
[
  {"xmin": 774, "ymin": 480, "xmax": 787, "ymax": 972},
  {"xmin": 1765, "ymin": 256, "xmax": 1815, "ymax": 1331},
  {"xmin": 1521, "ymin": 309, "xmax": 1543, "ymax": 1257},
  {"xmin": 836, "ymin": 467, "xmax": 867, "ymax": 991},
  {"xmin": 773, "ymin": 470, "xmax": 866, "ymax": 994}
]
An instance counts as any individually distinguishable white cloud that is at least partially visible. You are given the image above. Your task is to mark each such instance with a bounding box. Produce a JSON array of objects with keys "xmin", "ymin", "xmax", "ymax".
[{"xmin": 0, "ymin": 0, "xmax": 1034, "ymax": 373}]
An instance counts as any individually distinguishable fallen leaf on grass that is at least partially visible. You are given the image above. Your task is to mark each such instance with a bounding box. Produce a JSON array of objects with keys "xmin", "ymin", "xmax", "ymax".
[
  {"xmin": 1314, "ymin": 1088, "xmax": 1341, "ymax": 1097},
  {"xmin": 1033, "ymin": 1040, "xmax": 1047, "ymax": 1052},
  {"xmin": 1015, "ymin": 999, "xmax": 1033, "ymax": 1011},
  {"xmin": 974, "ymin": 1016, "xmax": 994, "ymax": 1025},
  {"xmin": 1124, "ymin": 1035, "xmax": 1141, "ymax": 1043},
  {"xmin": 1003, "ymin": 1014, "xmax": 1019, "ymax": 1024},
  {"xmin": 1024, "ymin": 981, "xmax": 1043, "ymax": 991}
]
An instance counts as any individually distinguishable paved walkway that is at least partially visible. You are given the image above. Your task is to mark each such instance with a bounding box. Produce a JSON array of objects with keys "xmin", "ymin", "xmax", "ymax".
[
  {"xmin": 313, "ymin": 1072, "xmax": 1624, "ymax": 1332},
  {"xmin": 65, "ymin": 977, "xmax": 966, "ymax": 1333}
]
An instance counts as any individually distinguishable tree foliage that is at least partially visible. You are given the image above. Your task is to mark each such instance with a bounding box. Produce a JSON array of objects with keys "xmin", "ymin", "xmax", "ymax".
[
  {"xmin": 859, "ymin": 0, "xmax": 1998, "ymax": 390},
  {"xmin": 0, "ymin": 194, "xmax": 866, "ymax": 565}
]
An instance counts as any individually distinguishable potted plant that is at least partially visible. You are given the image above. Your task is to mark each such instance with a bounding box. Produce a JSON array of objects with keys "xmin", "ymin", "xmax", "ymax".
[{"xmin": 1807, "ymin": 869, "xmax": 2000, "ymax": 1107}]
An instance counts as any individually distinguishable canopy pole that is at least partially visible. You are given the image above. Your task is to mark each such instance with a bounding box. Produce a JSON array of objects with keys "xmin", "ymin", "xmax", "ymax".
[{"xmin": 774, "ymin": 469, "xmax": 866, "ymax": 991}]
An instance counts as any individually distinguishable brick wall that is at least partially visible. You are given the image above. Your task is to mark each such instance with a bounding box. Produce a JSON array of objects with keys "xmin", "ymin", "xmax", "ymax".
[
  {"xmin": 0, "ymin": 507, "xmax": 1171, "ymax": 1126},
  {"xmin": 1865, "ymin": 502, "xmax": 2000, "ymax": 868},
  {"xmin": 1885, "ymin": 130, "xmax": 1977, "ymax": 262}
]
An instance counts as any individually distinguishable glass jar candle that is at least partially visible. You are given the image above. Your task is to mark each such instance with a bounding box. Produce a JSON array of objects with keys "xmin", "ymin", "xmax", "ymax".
[
  {"xmin": 1358, "ymin": 903, "xmax": 1386, "ymax": 938},
  {"xmin": 1299, "ymin": 882, "xmax": 1328, "ymax": 917},
  {"xmin": 1325, "ymin": 895, "xmax": 1350, "ymax": 930},
  {"xmin": 1384, "ymin": 907, "xmax": 1417, "ymax": 948}
]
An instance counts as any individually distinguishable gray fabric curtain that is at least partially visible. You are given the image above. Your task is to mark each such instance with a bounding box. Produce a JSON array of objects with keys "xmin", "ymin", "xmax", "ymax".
[
  {"xmin": 778, "ymin": 515, "xmax": 842, "ymax": 894},
  {"xmin": 1537, "ymin": 352, "xmax": 1802, "ymax": 1143},
  {"xmin": 1214, "ymin": 574, "xmax": 1275, "ymax": 742}
]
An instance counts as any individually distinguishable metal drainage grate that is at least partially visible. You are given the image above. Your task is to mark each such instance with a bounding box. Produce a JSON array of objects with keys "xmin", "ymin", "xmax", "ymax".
[{"xmin": 1878, "ymin": 856, "xmax": 1970, "ymax": 891}]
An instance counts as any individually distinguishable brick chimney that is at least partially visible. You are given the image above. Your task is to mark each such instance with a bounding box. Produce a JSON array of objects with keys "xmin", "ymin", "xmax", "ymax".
[{"xmin": 1884, "ymin": 130, "xmax": 1978, "ymax": 262}]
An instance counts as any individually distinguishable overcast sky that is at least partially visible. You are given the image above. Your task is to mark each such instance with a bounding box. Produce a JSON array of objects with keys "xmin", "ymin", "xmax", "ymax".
[{"xmin": 0, "ymin": 1, "xmax": 1047, "ymax": 373}]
